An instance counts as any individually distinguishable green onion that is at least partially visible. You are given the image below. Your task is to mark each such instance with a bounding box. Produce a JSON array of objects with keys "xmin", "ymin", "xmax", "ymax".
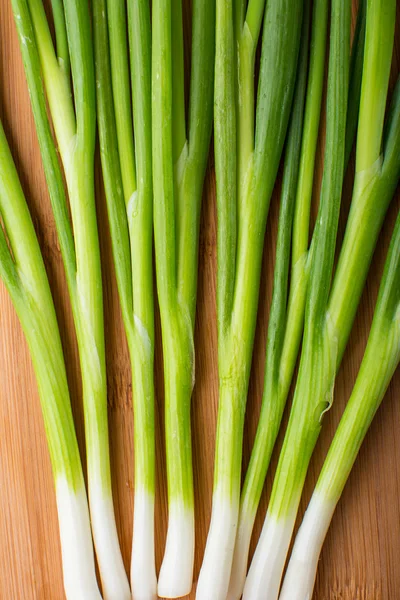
[
  {"xmin": 227, "ymin": 2, "xmax": 367, "ymax": 597},
  {"xmin": 12, "ymin": 1, "xmax": 130, "ymax": 597},
  {"xmin": 226, "ymin": 1, "xmax": 320, "ymax": 594},
  {"xmin": 0, "ymin": 120, "xmax": 101, "ymax": 600},
  {"xmin": 196, "ymin": 1, "xmax": 304, "ymax": 598},
  {"xmin": 151, "ymin": 0, "xmax": 215, "ymax": 596},
  {"xmin": 280, "ymin": 205, "xmax": 400, "ymax": 600},
  {"xmin": 244, "ymin": 1, "xmax": 400, "ymax": 598},
  {"xmin": 93, "ymin": 0, "xmax": 156, "ymax": 597}
]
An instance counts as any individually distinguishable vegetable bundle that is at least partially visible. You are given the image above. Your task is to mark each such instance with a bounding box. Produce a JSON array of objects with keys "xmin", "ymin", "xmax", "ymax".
[
  {"xmin": 243, "ymin": 0, "xmax": 400, "ymax": 597},
  {"xmin": 227, "ymin": 0, "xmax": 366, "ymax": 593},
  {"xmin": 12, "ymin": 1, "xmax": 130, "ymax": 598},
  {"xmin": 280, "ymin": 205, "xmax": 400, "ymax": 599},
  {"xmin": 1, "ymin": 0, "xmax": 399, "ymax": 599}
]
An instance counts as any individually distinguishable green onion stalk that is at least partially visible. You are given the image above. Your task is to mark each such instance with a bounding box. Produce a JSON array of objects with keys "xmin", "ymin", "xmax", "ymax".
[
  {"xmin": 226, "ymin": 0, "xmax": 323, "ymax": 594},
  {"xmin": 196, "ymin": 1, "xmax": 304, "ymax": 598},
  {"xmin": 243, "ymin": 1, "xmax": 400, "ymax": 598},
  {"xmin": 93, "ymin": 1, "xmax": 156, "ymax": 598},
  {"xmin": 227, "ymin": 1, "xmax": 368, "ymax": 597},
  {"xmin": 0, "ymin": 121, "xmax": 102, "ymax": 600},
  {"xmin": 12, "ymin": 1, "xmax": 130, "ymax": 598},
  {"xmin": 280, "ymin": 206, "xmax": 400, "ymax": 600},
  {"xmin": 151, "ymin": 0, "xmax": 215, "ymax": 596}
]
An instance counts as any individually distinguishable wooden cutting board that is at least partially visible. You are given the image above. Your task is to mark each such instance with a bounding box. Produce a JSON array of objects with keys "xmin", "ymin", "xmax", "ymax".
[{"xmin": 1, "ymin": 2, "xmax": 399, "ymax": 599}]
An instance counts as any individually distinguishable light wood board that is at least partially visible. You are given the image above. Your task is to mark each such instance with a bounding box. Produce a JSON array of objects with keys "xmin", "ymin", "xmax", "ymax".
[{"xmin": 1, "ymin": 2, "xmax": 400, "ymax": 598}]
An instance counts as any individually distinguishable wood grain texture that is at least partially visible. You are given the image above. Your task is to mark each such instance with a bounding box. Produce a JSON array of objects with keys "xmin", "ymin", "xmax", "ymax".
[{"xmin": 0, "ymin": 2, "xmax": 399, "ymax": 599}]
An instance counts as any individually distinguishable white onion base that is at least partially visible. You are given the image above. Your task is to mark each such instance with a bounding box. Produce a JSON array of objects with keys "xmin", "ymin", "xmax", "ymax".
[
  {"xmin": 55, "ymin": 478, "xmax": 102, "ymax": 600},
  {"xmin": 226, "ymin": 511, "xmax": 254, "ymax": 600},
  {"xmin": 157, "ymin": 501, "xmax": 194, "ymax": 598},
  {"xmin": 279, "ymin": 493, "xmax": 336, "ymax": 600},
  {"xmin": 131, "ymin": 489, "xmax": 157, "ymax": 600},
  {"xmin": 196, "ymin": 494, "xmax": 238, "ymax": 600},
  {"xmin": 89, "ymin": 482, "xmax": 131, "ymax": 600},
  {"xmin": 243, "ymin": 512, "xmax": 295, "ymax": 600}
]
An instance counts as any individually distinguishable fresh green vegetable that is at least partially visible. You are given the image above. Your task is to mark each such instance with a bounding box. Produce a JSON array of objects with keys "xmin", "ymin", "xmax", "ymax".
[
  {"xmin": 93, "ymin": 0, "xmax": 156, "ymax": 597},
  {"xmin": 196, "ymin": 1, "xmax": 304, "ymax": 598},
  {"xmin": 226, "ymin": 1, "xmax": 320, "ymax": 594},
  {"xmin": 244, "ymin": 1, "xmax": 400, "ymax": 598},
  {"xmin": 227, "ymin": 2, "xmax": 367, "ymax": 597},
  {"xmin": 0, "ymin": 120, "xmax": 102, "ymax": 600},
  {"xmin": 151, "ymin": 0, "xmax": 215, "ymax": 596},
  {"xmin": 12, "ymin": 1, "xmax": 130, "ymax": 598},
  {"xmin": 280, "ymin": 205, "xmax": 400, "ymax": 600}
]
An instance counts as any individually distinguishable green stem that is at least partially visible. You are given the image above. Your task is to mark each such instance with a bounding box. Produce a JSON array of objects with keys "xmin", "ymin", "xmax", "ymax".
[
  {"xmin": 197, "ymin": 3, "xmax": 303, "ymax": 597},
  {"xmin": 176, "ymin": 0, "xmax": 215, "ymax": 320},
  {"xmin": 153, "ymin": 1, "xmax": 215, "ymax": 592},
  {"xmin": 107, "ymin": 0, "xmax": 137, "ymax": 200},
  {"xmin": 279, "ymin": 0, "xmax": 329, "ymax": 399},
  {"xmin": 318, "ymin": 208, "xmax": 400, "ymax": 503},
  {"xmin": 94, "ymin": 0, "xmax": 155, "ymax": 496},
  {"xmin": 291, "ymin": 0, "xmax": 328, "ymax": 267},
  {"xmin": 240, "ymin": 0, "xmax": 311, "ymax": 518},
  {"xmin": 11, "ymin": 0, "xmax": 77, "ymax": 289},
  {"xmin": 215, "ymin": 0, "xmax": 237, "ymax": 338},
  {"xmin": 327, "ymin": 173, "xmax": 395, "ymax": 364},
  {"xmin": 269, "ymin": 0, "xmax": 351, "ymax": 521},
  {"xmin": 152, "ymin": 0, "xmax": 215, "ymax": 491},
  {"xmin": 382, "ymin": 76, "xmax": 400, "ymax": 182},
  {"xmin": 163, "ymin": 329, "xmax": 195, "ymax": 506},
  {"xmin": 219, "ymin": 0, "xmax": 304, "ymax": 496},
  {"xmin": 356, "ymin": 0, "xmax": 395, "ymax": 171},
  {"xmin": 234, "ymin": 0, "xmax": 246, "ymax": 38},
  {"xmin": 245, "ymin": 0, "xmax": 266, "ymax": 42},
  {"xmin": 58, "ymin": 0, "xmax": 109, "ymax": 489},
  {"xmin": 27, "ymin": 0, "xmax": 76, "ymax": 161},
  {"xmin": 213, "ymin": 382, "xmax": 247, "ymax": 500},
  {"xmin": 279, "ymin": 0, "xmax": 366, "ymax": 400},
  {"xmin": 328, "ymin": 0, "xmax": 399, "ymax": 363},
  {"xmin": 51, "ymin": 0, "xmax": 70, "ymax": 76},
  {"xmin": 171, "ymin": 0, "xmax": 186, "ymax": 163},
  {"xmin": 236, "ymin": 0, "xmax": 265, "ymax": 195},
  {"xmin": 152, "ymin": 0, "xmax": 177, "ymax": 312},
  {"xmin": 94, "ymin": 1, "xmax": 156, "ymax": 595},
  {"xmin": 127, "ymin": 0, "xmax": 154, "ymax": 362},
  {"xmin": 93, "ymin": 0, "xmax": 133, "ymax": 328},
  {"xmin": 0, "ymin": 120, "xmax": 81, "ymax": 488},
  {"xmin": 0, "ymin": 121, "xmax": 103, "ymax": 600}
]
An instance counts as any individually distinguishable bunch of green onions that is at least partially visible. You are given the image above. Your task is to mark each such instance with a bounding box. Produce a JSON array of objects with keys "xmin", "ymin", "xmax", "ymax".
[
  {"xmin": 227, "ymin": 0, "xmax": 367, "ymax": 596},
  {"xmin": 226, "ymin": 0, "xmax": 324, "ymax": 592},
  {"xmin": 280, "ymin": 205, "xmax": 400, "ymax": 599},
  {"xmin": 12, "ymin": 1, "xmax": 129, "ymax": 597},
  {"xmin": 2, "ymin": 1, "xmax": 399, "ymax": 598},
  {"xmin": 243, "ymin": 0, "xmax": 400, "ymax": 598}
]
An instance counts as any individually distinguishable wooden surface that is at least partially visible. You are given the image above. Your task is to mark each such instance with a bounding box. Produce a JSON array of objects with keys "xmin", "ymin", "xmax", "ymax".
[{"xmin": 1, "ymin": 3, "xmax": 400, "ymax": 599}]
